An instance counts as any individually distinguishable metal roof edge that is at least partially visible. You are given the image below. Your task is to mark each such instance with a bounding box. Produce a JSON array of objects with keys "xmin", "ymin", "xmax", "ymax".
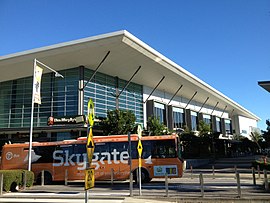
[
  {"xmin": 0, "ymin": 30, "xmax": 260, "ymax": 121},
  {"xmin": 0, "ymin": 30, "xmax": 127, "ymax": 62},
  {"xmin": 122, "ymin": 31, "xmax": 260, "ymax": 121}
]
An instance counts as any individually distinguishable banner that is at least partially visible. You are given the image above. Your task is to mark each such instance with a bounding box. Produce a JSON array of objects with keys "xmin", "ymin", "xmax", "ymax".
[{"xmin": 33, "ymin": 65, "xmax": 43, "ymax": 104}]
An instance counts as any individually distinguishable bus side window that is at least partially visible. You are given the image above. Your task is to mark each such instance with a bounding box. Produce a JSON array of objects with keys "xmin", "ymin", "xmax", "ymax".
[
  {"xmin": 59, "ymin": 145, "xmax": 74, "ymax": 160},
  {"xmin": 153, "ymin": 140, "xmax": 176, "ymax": 158},
  {"xmin": 131, "ymin": 141, "xmax": 138, "ymax": 159},
  {"xmin": 142, "ymin": 140, "xmax": 152, "ymax": 159},
  {"xmin": 73, "ymin": 144, "xmax": 86, "ymax": 162},
  {"xmin": 94, "ymin": 143, "xmax": 108, "ymax": 160},
  {"xmin": 32, "ymin": 146, "xmax": 55, "ymax": 164},
  {"xmin": 109, "ymin": 142, "xmax": 129, "ymax": 160}
]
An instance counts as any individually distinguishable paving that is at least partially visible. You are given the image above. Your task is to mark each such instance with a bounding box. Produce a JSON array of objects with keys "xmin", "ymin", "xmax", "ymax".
[{"xmin": 1, "ymin": 155, "xmax": 270, "ymax": 203}]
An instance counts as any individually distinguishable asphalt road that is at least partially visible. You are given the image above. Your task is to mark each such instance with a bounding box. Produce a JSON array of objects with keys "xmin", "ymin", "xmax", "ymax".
[{"xmin": 1, "ymin": 156, "xmax": 270, "ymax": 202}]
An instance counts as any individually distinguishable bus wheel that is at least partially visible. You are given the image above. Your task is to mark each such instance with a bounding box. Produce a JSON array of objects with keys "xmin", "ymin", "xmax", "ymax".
[{"xmin": 133, "ymin": 168, "xmax": 151, "ymax": 183}]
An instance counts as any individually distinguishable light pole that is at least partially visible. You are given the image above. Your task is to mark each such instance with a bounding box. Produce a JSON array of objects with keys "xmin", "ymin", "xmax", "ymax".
[{"xmin": 28, "ymin": 58, "xmax": 64, "ymax": 171}]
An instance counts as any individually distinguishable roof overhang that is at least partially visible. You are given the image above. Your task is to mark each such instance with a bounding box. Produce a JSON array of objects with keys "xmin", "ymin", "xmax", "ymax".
[
  {"xmin": 258, "ymin": 81, "xmax": 270, "ymax": 93},
  {"xmin": 0, "ymin": 30, "xmax": 260, "ymax": 121}
]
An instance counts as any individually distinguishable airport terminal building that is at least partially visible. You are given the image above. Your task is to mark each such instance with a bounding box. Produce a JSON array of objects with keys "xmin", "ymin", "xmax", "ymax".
[{"xmin": 0, "ymin": 30, "xmax": 259, "ymax": 145}]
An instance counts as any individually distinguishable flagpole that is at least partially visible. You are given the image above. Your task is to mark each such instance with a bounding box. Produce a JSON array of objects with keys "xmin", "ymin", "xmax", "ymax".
[
  {"xmin": 27, "ymin": 58, "xmax": 64, "ymax": 171},
  {"xmin": 28, "ymin": 59, "xmax": 37, "ymax": 171}
]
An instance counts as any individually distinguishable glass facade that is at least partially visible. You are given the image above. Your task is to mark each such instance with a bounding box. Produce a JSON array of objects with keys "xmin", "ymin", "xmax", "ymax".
[
  {"xmin": 83, "ymin": 69, "xmax": 143, "ymax": 124},
  {"xmin": 0, "ymin": 68, "xmax": 79, "ymax": 128},
  {"xmin": 154, "ymin": 102, "xmax": 166, "ymax": 124},
  {"xmin": 172, "ymin": 107, "xmax": 185, "ymax": 128},
  {"xmin": 216, "ymin": 117, "xmax": 221, "ymax": 133},
  {"xmin": 191, "ymin": 111, "xmax": 198, "ymax": 131},
  {"xmin": 203, "ymin": 114, "xmax": 211, "ymax": 126},
  {"xmin": 225, "ymin": 119, "xmax": 232, "ymax": 135}
]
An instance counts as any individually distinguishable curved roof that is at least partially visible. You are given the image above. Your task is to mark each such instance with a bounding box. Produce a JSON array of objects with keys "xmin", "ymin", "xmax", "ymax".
[{"xmin": 0, "ymin": 30, "xmax": 259, "ymax": 121}]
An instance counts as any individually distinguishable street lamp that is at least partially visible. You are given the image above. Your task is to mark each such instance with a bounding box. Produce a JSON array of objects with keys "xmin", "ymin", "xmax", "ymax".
[{"xmin": 28, "ymin": 58, "xmax": 64, "ymax": 171}]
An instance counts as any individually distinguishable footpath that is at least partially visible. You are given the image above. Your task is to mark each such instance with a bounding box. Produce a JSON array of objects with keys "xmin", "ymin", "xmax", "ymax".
[{"xmin": 1, "ymin": 155, "xmax": 270, "ymax": 203}]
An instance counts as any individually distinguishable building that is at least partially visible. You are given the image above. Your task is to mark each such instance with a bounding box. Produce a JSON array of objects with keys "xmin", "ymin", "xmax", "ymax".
[
  {"xmin": 0, "ymin": 30, "xmax": 259, "ymax": 145},
  {"xmin": 258, "ymin": 81, "xmax": 270, "ymax": 93}
]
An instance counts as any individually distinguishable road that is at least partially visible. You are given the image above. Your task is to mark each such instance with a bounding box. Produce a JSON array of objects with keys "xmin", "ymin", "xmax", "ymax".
[
  {"xmin": 1, "ymin": 156, "xmax": 269, "ymax": 202},
  {"xmin": 0, "ymin": 198, "xmax": 124, "ymax": 203}
]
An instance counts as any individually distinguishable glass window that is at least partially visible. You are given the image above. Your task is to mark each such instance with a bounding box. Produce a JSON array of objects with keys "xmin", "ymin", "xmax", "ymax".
[
  {"xmin": 154, "ymin": 102, "xmax": 166, "ymax": 124},
  {"xmin": 203, "ymin": 114, "xmax": 212, "ymax": 129},
  {"xmin": 152, "ymin": 140, "xmax": 176, "ymax": 158},
  {"xmin": 0, "ymin": 68, "xmax": 79, "ymax": 128},
  {"xmin": 32, "ymin": 146, "xmax": 56, "ymax": 163},
  {"xmin": 225, "ymin": 119, "xmax": 232, "ymax": 135},
  {"xmin": 172, "ymin": 107, "xmax": 185, "ymax": 128},
  {"xmin": 191, "ymin": 111, "xmax": 198, "ymax": 131},
  {"xmin": 216, "ymin": 117, "xmax": 221, "ymax": 132},
  {"xmin": 83, "ymin": 69, "xmax": 143, "ymax": 124}
]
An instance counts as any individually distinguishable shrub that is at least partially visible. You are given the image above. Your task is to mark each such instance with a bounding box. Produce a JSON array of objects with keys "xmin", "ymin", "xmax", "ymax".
[
  {"xmin": 251, "ymin": 160, "xmax": 270, "ymax": 171},
  {"xmin": 0, "ymin": 170, "xmax": 34, "ymax": 192}
]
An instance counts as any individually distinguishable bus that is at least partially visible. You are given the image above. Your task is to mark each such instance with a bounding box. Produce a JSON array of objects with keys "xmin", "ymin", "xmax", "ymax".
[{"xmin": 0, "ymin": 134, "xmax": 184, "ymax": 184}]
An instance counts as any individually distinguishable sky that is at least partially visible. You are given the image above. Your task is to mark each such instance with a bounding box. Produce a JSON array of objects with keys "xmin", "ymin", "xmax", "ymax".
[{"xmin": 0, "ymin": 0, "xmax": 270, "ymax": 130}]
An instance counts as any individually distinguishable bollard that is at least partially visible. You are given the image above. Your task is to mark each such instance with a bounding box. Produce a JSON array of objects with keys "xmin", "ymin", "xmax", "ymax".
[
  {"xmin": 23, "ymin": 171, "xmax": 27, "ymax": 190},
  {"xmin": 264, "ymin": 170, "xmax": 269, "ymax": 191},
  {"xmin": 199, "ymin": 173, "xmax": 204, "ymax": 197},
  {"xmin": 85, "ymin": 189, "xmax": 88, "ymax": 203},
  {"xmin": 257, "ymin": 165, "xmax": 261, "ymax": 179},
  {"xmin": 0, "ymin": 173, "xmax": 3, "ymax": 196},
  {"xmin": 252, "ymin": 167, "xmax": 256, "ymax": 186},
  {"xmin": 111, "ymin": 168, "xmax": 114, "ymax": 186},
  {"xmin": 65, "ymin": 169, "xmax": 68, "ymax": 186},
  {"xmin": 41, "ymin": 170, "xmax": 44, "ymax": 186},
  {"xmin": 212, "ymin": 165, "xmax": 215, "ymax": 179},
  {"xmin": 236, "ymin": 172, "xmax": 241, "ymax": 198},
  {"xmin": 129, "ymin": 172, "xmax": 133, "ymax": 197},
  {"xmin": 190, "ymin": 165, "xmax": 193, "ymax": 179},
  {"xmin": 136, "ymin": 169, "xmax": 139, "ymax": 185},
  {"xmin": 234, "ymin": 165, "xmax": 237, "ymax": 179},
  {"xmin": 165, "ymin": 173, "xmax": 169, "ymax": 197}
]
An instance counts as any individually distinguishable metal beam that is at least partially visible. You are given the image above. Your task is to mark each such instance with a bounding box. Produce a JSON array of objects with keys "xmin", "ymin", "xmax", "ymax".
[
  {"xmin": 144, "ymin": 76, "xmax": 165, "ymax": 103},
  {"xmin": 230, "ymin": 109, "xmax": 235, "ymax": 117},
  {"xmin": 117, "ymin": 66, "xmax": 142, "ymax": 98},
  {"xmin": 198, "ymin": 97, "xmax": 209, "ymax": 113},
  {"xmin": 220, "ymin": 105, "xmax": 227, "ymax": 118},
  {"xmin": 167, "ymin": 85, "xmax": 183, "ymax": 105},
  {"xmin": 211, "ymin": 102, "xmax": 219, "ymax": 115},
  {"xmin": 184, "ymin": 91, "xmax": 197, "ymax": 109},
  {"xmin": 81, "ymin": 51, "xmax": 110, "ymax": 90}
]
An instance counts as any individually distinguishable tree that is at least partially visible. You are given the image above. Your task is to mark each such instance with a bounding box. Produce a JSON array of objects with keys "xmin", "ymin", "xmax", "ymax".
[
  {"xmin": 198, "ymin": 120, "xmax": 211, "ymax": 137},
  {"xmin": 262, "ymin": 119, "xmax": 270, "ymax": 147},
  {"xmin": 147, "ymin": 116, "xmax": 168, "ymax": 136},
  {"xmin": 102, "ymin": 109, "xmax": 136, "ymax": 135}
]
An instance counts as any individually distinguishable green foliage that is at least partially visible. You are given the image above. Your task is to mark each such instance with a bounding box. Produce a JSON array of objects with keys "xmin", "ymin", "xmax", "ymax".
[
  {"xmin": 252, "ymin": 160, "xmax": 270, "ymax": 171},
  {"xmin": 0, "ymin": 170, "xmax": 34, "ymax": 192},
  {"xmin": 262, "ymin": 119, "xmax": 270, "ymax": 147},
  {"xmin": 102, "ymin": 109, "xmax": 136, "ymax": 135},
  {"xmin": 198, "ymin": 120, "xmax": 211, "ymax": 137},
  {"xmin": 147, "ymin": 116, "xmax": 168, "ymax": 136}
]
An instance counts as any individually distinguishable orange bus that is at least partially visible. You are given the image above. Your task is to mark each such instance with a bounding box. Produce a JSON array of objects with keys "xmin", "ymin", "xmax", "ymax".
[{"xmin": 0, "ymin": 134, "xmax": 183, "ymax": 184}]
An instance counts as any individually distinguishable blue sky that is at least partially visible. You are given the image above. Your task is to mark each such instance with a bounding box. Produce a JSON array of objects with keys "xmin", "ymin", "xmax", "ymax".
[{"xmin": 1, "ymin": 0, "xmax": 270, "ymax": 130}]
